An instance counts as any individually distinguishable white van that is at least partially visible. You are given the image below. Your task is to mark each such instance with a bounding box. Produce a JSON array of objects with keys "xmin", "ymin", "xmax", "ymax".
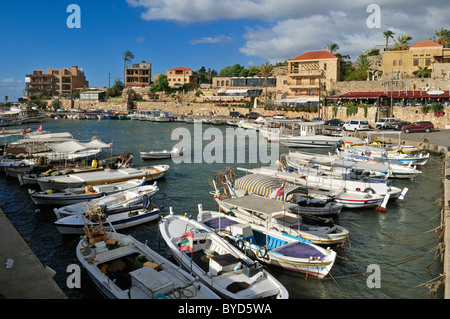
[
  {"xmin": 343, "ymin": 120, "xmax": 370, "ymax": 131},
  {"xmin": 376, "ymin": 118, "xmax": 401, "ymax": 129}
]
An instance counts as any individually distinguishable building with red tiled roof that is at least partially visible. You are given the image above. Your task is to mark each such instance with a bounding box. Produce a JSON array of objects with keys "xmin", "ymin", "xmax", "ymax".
[
  {"xmin": 284, "ymin": 50, "xmax": 341, "ymax": 103},
  {"xmin": 380, "ymin": 40, "xmax": 450, "ymax": 80},
  {"xmin": 166, "ymin": 67, "xmax": 198, "ymax": 87}
]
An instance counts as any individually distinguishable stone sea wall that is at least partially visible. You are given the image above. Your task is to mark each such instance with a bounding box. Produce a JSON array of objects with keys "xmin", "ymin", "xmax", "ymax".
[{"xmin": 48, "ymin": 97, "xmax": 450, "ymax": 129}]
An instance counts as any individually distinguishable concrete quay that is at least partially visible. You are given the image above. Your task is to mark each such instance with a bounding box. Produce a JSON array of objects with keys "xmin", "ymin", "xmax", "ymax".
[{"xmin": 0, "ymin": 211, "xmax": 66, "ymax": 299}]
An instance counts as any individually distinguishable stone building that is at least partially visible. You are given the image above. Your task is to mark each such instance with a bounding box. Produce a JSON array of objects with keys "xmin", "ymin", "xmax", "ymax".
[
  {"xmin": 125, "ymin": 61, "xmax": 151, "ymax": 87},
  {"xmin": 166, "ymin": 67, "xmax": 198, "ymax": 87},
  {"xmin": 380, "ymin": 40, "xmax": 450, "ymax": 80},
  {"xmin": 24, "ymin": 66, "xmax": 88, "ymax": 99}
]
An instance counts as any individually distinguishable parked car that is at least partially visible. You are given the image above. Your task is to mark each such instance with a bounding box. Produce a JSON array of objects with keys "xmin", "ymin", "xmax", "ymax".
[
  {"xmin": 392, "ymin": 121, "xmax": 411, "ymax": 131},
  {"xmin": 343, "ymin": 120, "xmax": 370, "ymax": 131},
  {"xmin": 229, "ymin": 111, "xmax": 244, "ymax": 118},
  {"xmin": 246, "ymin": 112, "xmax": 261, "ymax": 120},
  {"xmin": 311, "ymin": 117, "xmax": 323, "ymax": 122},
  {"xmin": 324, "ymin": 119, "xmax": 344, "ymax": 126},
  {"xmin": 401, "ymin": 121, "xmax": 435, "ymax": 133},
  {"xmin": 376, "ymin": 117, "xmax": 401, "ymax": 129}
]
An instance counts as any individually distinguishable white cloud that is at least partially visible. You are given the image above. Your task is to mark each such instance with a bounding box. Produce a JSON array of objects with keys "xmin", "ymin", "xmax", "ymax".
[
  {"xmin": 136, "ymin": 36, "xmax": 146, "ymax": 44},
  {"xmin": 127, "ymin": 0, "xmax": 450, "ymax": 61},
  {"xmin": 190, "ymin": 35, "xmax": 233, "ymax": 45}
]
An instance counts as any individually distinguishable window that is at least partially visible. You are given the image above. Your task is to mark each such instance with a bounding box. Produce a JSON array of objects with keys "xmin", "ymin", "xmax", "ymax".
[
  {"xmin": 425, "ymin": 59, "xmax": 431, "ymax": 66},
  {"xmin": 393, "ymin": 60, "xmax": 397, "ymax": 66},
  {"xmin": 310, "ymin": 78, "xmax": 315, "ymax": 85},
  {"xmin": 413, "ymin": 59, "xmax": 419, "ymax": 66},
  {"xmin": 399, "ymin": 60, "xmax": 402, "ymax": 66},
  {"xmin": 324, "ymin": 63, "xmax": 327, "ymax": 71}
]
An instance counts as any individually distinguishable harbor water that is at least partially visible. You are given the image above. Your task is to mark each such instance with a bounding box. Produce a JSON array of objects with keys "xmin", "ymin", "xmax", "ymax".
[{"xmin": 0, "ymin": 118, "xmax": 445, "ymax": 299}]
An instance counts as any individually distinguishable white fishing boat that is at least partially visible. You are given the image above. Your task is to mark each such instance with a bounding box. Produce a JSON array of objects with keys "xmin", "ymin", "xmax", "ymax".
[
  {"xmin": 53, "ymin": 183, "xmax": 159, "ymax": 219},
  {"xmin": 55, "ymin": 198, "xmax": 160, "ymax": 235},
  {"xmin": 29, "ymin": 178, "xmax": 147, "ymax": 206},
  {"xmin": 337, "ymin": 143, "xmax": 429, "ymax": 166},
  {"xmin": 213, "ymin": 191, "xmax": 349, "ymax": 246},
  {"xmin": 286, "ymin": 150, "xmax": 422, "ymax": 180},
  {"xmin": 139, "ymin": 147, "xmax": 183, "ymax": 160},
  {"xmin": 228, "ymin": 172, "xmax": 344, "ymax": 216},
  {"xmin": 198, "ymin": 207, "xmax": 337, "ymax": 278},
  {"xmin": 236, "ymin": 167, "xmax": 396, "ymax": 209},
  {"xmin": 0, "ymin": 156, "xmax": 37, "ymax": 169},
  {"xmin": 37, "ymin": 165, "xmax": 169, "ymax": 191},
  {"xmin": 76, "ymin": 217, "xmax": 219, "ymax": 299},
  {"xmin": 159, "ymin": 210, "xmax": 289, "ymax": 299}
]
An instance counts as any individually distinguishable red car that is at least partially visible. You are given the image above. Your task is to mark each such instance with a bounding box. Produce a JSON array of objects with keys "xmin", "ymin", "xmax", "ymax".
[{"xmin": 401, "ymin": 121, "xmax": 434, "ymax": 133}]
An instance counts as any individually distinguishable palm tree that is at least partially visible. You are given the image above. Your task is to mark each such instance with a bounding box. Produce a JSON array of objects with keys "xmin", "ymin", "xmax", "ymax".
[
  {"xmin": 123, "ymin": 50, "xmax": 134, "ymax": 85},
  {"xmin": 383, "ymin": 30, "xmax": 395, "ymax": 50},
  {"xmin": 4, "ymin": 96, "xmax": 8, "ymax": 104},
  {"xmin": 433, "ymin": 28, "xmax": 450, "ymax": 47},
  {"xmin": 327, "ymin": 43, "xmax": 340, "ymax": 54},
  {"xmin": 255, "ymin": 61, "xmax": 274, "ymax": 107},
  {"xmin": 415, "ymin": 66, "xmax": 432, "ymax": 78},
  {"xmin": 395, "ymin": 35, "xmax": 413, "ymax": 51}
]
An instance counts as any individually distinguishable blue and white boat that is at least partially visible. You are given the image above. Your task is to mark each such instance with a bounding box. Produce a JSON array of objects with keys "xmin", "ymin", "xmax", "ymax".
[
  {"xmin": 197, "ymin": 207, "xmax": 336, "ymax": 279},
  {"xmin": 159, "ymin": 210, "xmax": 289, "ymax": 299}
]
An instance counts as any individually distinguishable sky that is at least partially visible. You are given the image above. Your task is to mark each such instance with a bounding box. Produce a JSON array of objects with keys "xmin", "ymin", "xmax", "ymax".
[{"xmin": 1, "ymin": 0, "xmax": 449, "ymax": 101}]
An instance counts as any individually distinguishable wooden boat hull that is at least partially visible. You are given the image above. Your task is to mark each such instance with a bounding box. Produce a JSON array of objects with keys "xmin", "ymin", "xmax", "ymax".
[{"xmin": 37, "ymin": 165, "xmax": 169, "ymax": 191}]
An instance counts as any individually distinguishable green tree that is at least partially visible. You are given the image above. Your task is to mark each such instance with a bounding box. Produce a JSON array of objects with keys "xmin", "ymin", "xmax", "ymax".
[
  {"xmin": 255, "ymin": 61, "xmax": 274, "ymax": 106},
  {"xmin": 415, "ymin": 66, "xmax": 432, "ymax": 78},
  {"xmin": 432, "ymin": 28, "xmax": 450, "ymax": 47},
  {"xmin": 219, "ymin": 64, "xmax": 248, "ymax": 77},
  {"xmin": 123, "ymin": 50, "xmax": 134, "ymax": 84},
  {"xmin": 4, "ymin": 95, "xmax": 8, "ymax": 104},
  {"xmin": 106, "ymin": 79, "xmax": 124, "ymax": 97},
  {"xmin": 327, "ymin": 43, "xmax": 340, "ymax": 54},
  {"xmin": 150, "ymin": 74, "xmax": 170, "ymax": 93},
  {"xmin": 383, "ymin": 30, "xmax": 395, "ymax": 50},
  {"xmin": 394, "ymin": 35, "xmax": 413, "ymax": 50}
]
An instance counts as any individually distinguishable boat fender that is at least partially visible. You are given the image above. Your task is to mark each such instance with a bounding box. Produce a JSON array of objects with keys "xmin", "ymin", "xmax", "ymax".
[
  {"xmin": 364, "ymin": 188, "xmax": 375, "ymax": 194},
  {"xmin": 256, "ymin": 246, "xmax": 268, "ymax": 259}
]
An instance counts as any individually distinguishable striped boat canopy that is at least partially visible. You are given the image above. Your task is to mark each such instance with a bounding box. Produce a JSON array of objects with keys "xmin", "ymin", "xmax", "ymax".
[{"xmin": 234, "ymin": 174, "xmax": 304, "ymax": 201}]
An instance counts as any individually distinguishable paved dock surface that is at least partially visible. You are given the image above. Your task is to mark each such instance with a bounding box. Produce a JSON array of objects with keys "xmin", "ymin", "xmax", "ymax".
[{"xmin": 0, "ymin": 211, "xmax": 66, "ymax": 299}]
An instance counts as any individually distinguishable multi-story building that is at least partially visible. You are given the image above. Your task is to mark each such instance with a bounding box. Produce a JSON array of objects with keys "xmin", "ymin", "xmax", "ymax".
[
  {"xmin": 126, "ymin": 61, "xmax": 151, "ymax": 87},
  {"xmin": 286, "ymin": 50, "xmax": 340, "ymax": 101},
  {"xmin": 166, "ymin": 67, "xmax": 198, "ymax": 87},
  {"xmin": 380, "ymin": 40, "xmax": 450, "ymax": 80},
  {"xmin": 24, "ymin": 66, "xmax": 88, "ymax": 99}
]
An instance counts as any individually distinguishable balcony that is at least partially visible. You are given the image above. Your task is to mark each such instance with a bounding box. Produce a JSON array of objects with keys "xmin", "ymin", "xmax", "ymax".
[{"xmin": 289, "ymin": 69, "xmax": 324, "ymax": 77}]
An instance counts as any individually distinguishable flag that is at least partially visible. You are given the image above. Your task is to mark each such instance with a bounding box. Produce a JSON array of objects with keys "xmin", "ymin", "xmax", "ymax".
[
  {"xmin": 268, "ymin": 181, "xmax": 285, "ymax": 199},
  {"xmin": 178, "ymin": 232, "xmax": 194, "ymax": 253},
  {"xmin": 36, "ymin": 125, "xmax": 43, "ymax": 132},
  {"xmin": 108, "ymin": 141, "xmax": 113, "ymax": 148},
  {"xmin": 21, "ymin": 126, "xmax": 31, "ymax": 135}
]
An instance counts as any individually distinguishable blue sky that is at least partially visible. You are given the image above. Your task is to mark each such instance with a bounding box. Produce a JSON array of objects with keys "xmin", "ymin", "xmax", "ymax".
[{"xmin": 1, "ymin": 0, "xmax": 449, "ymax": 101}]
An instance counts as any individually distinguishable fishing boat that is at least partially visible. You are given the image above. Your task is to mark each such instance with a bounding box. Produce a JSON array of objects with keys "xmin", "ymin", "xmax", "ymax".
[
  {"xmin": 53, "ymin": 184, "xmax": 159, "ymax": 219},
  {"xmin": 29, "ymin": 178, "xmax": 147, "ymax": 206},
  {"xmin": 285, "ymin": 150, "xmax": 422, "ymax": 180},
  {"xmin": 159, "ymin": 210, "xmax": 289, "ymax": 299},
  {"xmin": 139, "ymin": 147, "xmax": 183, "ymax": 160},
  {"xmin": 76, "ymin": 215, "xmax": 220, "ymax": 299},
  {"xmin": 37, "ymin": 165, "xmax": 169, "ymax": 191},
  {"xmin": 227, "ymin": 172, "xmax": 344, "ymax": 216},
  {"xmin": 213, "ymin": 191, "xmax": 349, "ymax": 246},
  {"xmin": 236, "ymin": 167, "xmax": 395, "ymax": 209},
  {"xmin": 0, "ymin": 156, "xmax": 37, "ymax": 169},
  {"xmin": 55, "ymin": 196, "xmax": 160, "ymax": 235},
  {"xmin": 336, "ymin": 143, "xmax": 429, "ymax": 166},
  {"xmin": 197, "ymin": 206, "xmax": 337, "ymax": 278}
]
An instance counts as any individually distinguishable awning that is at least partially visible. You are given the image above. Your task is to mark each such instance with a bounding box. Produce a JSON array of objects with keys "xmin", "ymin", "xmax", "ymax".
[{"xmin": 234, "ymin": 174, "xmax": 305, "ymax": 202}]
